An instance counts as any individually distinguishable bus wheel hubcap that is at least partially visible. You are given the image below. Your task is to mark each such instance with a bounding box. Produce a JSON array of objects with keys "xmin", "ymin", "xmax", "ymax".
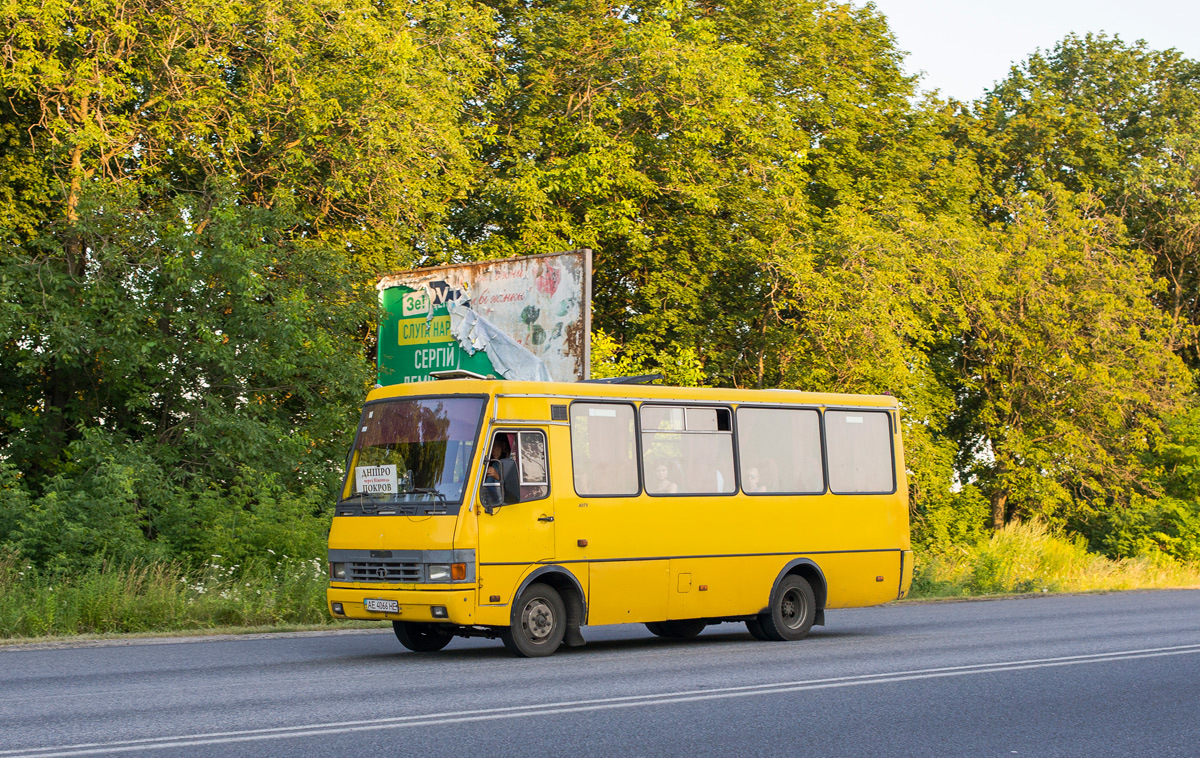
[
  {"xmin": 523, "ymin": 599, "xmax": 554, "ymax": 640},
  {"xmin": 781, "ymin": 590, "xmax": 802, "ymax": 628}
]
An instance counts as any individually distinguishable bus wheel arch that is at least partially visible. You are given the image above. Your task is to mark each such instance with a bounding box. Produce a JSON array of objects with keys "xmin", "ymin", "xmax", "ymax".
[
  {"xmin": 749, "ymin": 559, "xmax": 827, "ymax": 641},
  {"xmin": 781, "ymin": 559, "xmax": 827, "ymax": 626},
  {"xmin": 510, "ymin": 566, "xmax": 587, "ymax": 651}
]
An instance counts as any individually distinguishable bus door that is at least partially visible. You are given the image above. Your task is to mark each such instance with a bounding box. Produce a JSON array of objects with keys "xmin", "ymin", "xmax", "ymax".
[
  {"xmin": 477, "ymin": 428, "xmax": 555, "ymax": 565},
  {"xmin": 567, "ymin": 402, "xmax": 670, "ymax": 625}
]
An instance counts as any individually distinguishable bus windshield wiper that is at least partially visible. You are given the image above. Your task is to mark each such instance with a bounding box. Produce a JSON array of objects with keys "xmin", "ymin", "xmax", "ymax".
[
  {"xmin": 339, "ymin": 493, "xmax": 394, "ymax": 506},
  {"xmin": 337, "ymin": 493, "xmax": 408, "ymax": 514},
  {"xmin": 410, "ymin": 487, "xmax": 449, "ymax": 513}
]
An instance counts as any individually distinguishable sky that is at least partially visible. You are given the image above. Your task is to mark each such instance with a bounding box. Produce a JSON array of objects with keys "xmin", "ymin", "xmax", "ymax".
[{"xmin": 861, "ymin": 0, "xmax": 1200, "ymax": 102}]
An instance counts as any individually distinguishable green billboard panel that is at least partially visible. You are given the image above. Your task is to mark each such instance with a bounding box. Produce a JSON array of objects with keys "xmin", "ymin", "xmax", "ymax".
[{"xmin": 377, "ymin": 250, "xmax": 591, "ymax": 385}]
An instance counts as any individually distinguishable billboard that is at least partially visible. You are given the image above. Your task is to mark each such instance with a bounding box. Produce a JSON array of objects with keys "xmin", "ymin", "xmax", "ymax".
[{"xmin": 377, "ymin": 250, "xmax": 592, "ymax": 385}]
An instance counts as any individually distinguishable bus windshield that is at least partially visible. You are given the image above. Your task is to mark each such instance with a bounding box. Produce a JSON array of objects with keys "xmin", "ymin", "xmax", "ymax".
[{"xmin": 341, "ymin": 396, "xmax": 486, "ymax": 513}]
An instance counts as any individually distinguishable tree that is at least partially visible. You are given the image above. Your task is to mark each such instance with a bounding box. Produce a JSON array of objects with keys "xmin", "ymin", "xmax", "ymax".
[
  {"xmin": 1128, "ymin": 116, "xmax": 1200, "ymax": 365},
  {"xmin": 944, "ymin": 189, "xmax": 1187, "ymax": 530},
  {"xmin": 447, "ymin": 0, "xmax": 924, "ymax": 387},
  {"xmin": 971, "ymin": 33, "xmax": 1200, "ymax": 368},
  {"xmin": 0, "ymin": 0, "xmax": 495, "ymax": 567}
]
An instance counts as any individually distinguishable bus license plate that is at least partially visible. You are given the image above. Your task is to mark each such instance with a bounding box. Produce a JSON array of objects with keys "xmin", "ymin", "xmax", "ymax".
[{"xmin": 365, "ymin": 598, "xmax": 399, "ymax": 614}]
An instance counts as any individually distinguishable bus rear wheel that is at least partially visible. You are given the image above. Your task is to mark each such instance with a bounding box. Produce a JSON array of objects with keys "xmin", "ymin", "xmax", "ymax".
[
  {"xmin": 393, "ymin": 621, "xmax": 454, "ymax": 652},
  {"xmin": 645, "ymin": 620, "xmax": 707, "ymax": 639},
  {"xmin": 501, "ymin": 583, "xmax": 566, "ymax": 657},
  {"xmin": 753, "ymin": 575, "xmax": 816, "ymax": 641}
]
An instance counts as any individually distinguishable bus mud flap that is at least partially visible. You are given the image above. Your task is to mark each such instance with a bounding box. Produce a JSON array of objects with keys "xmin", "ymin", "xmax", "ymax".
[{"xmin": 565, "ymin": 623, "xmax": 586, "ymax": 647}]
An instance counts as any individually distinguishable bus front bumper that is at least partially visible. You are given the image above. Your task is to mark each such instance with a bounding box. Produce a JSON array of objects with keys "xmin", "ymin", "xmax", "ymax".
[{"xmin": 327, "ymin": 586, "xmax": 477, "ymax": 624}]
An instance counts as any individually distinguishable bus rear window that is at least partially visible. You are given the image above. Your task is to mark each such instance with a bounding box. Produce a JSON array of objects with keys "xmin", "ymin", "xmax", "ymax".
[{"xmin": 825, "ymin": 410, "xmax": 895, "ymax": 494}]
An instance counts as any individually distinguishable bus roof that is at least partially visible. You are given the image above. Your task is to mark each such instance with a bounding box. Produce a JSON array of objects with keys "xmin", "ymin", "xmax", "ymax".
[{"xmin": 366, "ymin": 379, "xmax": 899, "ymax": 409}]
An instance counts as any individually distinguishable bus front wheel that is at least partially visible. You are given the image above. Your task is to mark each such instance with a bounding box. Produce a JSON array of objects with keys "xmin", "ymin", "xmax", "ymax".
[
  {"xmin": 501, "ymin": 582, "xmax": 566, "ymax": 657},
  {"xmin": 751, "ymin": 575, "xmax": 816, "ymax": 641},
  {"xmin": 393, "ymin": 621, "xmax": 454, "ymax": 652}
]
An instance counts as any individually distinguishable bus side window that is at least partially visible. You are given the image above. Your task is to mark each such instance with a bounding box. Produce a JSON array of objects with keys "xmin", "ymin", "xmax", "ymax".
[
  {"xmin": 487, "ymin": 430, "xmax": 550, "ymax": 503},
  {"xmin": 570, "ymin": 403, "xmax": 639, "ymax": 496},
  {"xmin": 736, "ymin": 407, "xmax": 824, "ymax": 494},
  {"xmin": 518, "ymin": 431, "xmax": 549, "ymax": 502},
  {"xmin": 641, "ymin": 405, "xmax": 735, "ymax": 495}
]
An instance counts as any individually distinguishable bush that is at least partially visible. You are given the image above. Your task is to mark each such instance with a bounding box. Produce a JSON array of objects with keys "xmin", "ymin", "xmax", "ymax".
[
  {"xmin": 155, "ymin": 469, "xmax": 332, "ymax": 571},
  {"xmin": 0, "ymin": 432, "xmax": 170, "ymax": 573},
  {"xmin": 912, "ymin": 521, "xmax": 1200, "ymax": 598},
  {"xmin": 0, "ymin": 429, "xmax": 333, "ymax": 575}
]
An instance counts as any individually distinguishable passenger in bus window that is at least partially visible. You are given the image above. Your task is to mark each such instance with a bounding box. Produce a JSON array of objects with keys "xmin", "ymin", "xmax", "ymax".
[
  {"xmin": 745, "ymin": 467, "xmax": 767, "ymax": 493},
  {"xmin": 650, "ymin": 462, "xmax": 678, "ymax": 493}
]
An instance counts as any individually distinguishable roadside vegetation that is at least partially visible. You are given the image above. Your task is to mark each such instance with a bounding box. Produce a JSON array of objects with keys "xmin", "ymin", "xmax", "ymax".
[
  {"xmin": 3, "ymin": 0, "xmax": 1200, "ymax": 639},
  {"xmin": 912, "ymin": 522, "xmax": 1200, "ymax": 598},
  {"xmin": 0, "ymin": 553, "xmax": 333, "ymax": 639},
  {"xmin": 3, "ymin": 521, "xmax": 1197, "ymax": 641}
]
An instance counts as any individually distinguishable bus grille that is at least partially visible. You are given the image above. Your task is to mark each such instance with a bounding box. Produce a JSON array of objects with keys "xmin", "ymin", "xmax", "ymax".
[{"xmin": 349, "ymin": 561, "xmax": 422, "ymax": 583}]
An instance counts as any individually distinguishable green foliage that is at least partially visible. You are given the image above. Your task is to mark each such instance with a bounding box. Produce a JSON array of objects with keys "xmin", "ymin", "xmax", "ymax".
[
  {"xmin": 1080, "ymin": 405, "xmax": 1200, "ymax": 562},
  {"xmin": 157, "ymin": 472, "xmax": 332, "ymax": 571},
  {"xmin": 590, "ymin": 328, "xmax": 707, "ymax": 387},
  {"xmin": 970, "ymin": 33, "xmax": 1200, "ymax": 369},
  {"xmin": 1128, "ymin": 114, "xmax": 1200, "ymax": 366},
  {"xmin": 2, "ymin": 0, "xmax": 1200, "ymax": 602},
  {"xmin": 0, "ymin": 429, "xmax": 332, "ymax": 575},
  {"xmin": 1094, "ymin": 496, "xmax": 1200, "ymax": 564},
  {"xmin": 945, "ymin": 189, "xmax": 1188, "ymax": 530},
  {"xmin": 911, "ymin": 521, "xmax": 1200, "ymax": 598},
  {"xmin": 0, "ymin": 552, "xmax": 332, "ymax": 638},
  {"xmin": 452, "ymin": 0, "xmax": 925, "ymax": 386},
  {"xmin": 0, "ymin": 430, "xmax": 168, "ymax": 572},
  {"xmin": 972, "ymin": 33, "xmax": 1200, "ymax": 205},
  {"xmin": 0, "ymin": 0, "xmax": 494, "ymax": 573},
  {"xmin": 910, "ymin": 482, "xmax": 991, "ymax": 554}
]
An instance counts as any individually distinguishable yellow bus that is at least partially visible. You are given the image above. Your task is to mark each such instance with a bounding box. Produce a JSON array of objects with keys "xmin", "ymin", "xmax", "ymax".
[{"xmin": 327, "ymin": 378, "xmax": 913, "ymax": 657}]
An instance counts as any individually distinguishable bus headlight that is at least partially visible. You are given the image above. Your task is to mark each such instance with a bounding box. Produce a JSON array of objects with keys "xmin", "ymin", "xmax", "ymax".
[
  {"xmin": 330, "ymin": 562, "xmax": 346, "ymax": 580},
  {"xmin": 427, "ymin": 564, "xmax": 451, "ymax": 582}
]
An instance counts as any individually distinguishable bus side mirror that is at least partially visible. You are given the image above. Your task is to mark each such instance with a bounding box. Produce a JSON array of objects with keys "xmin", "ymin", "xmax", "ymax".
[{"xmin": 481, "ymin": 481, "xmax": 504, "ymax": 511}]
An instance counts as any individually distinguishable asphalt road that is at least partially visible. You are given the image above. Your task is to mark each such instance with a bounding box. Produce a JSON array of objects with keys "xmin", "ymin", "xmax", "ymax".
[{"xmin": 2, "ymin": 590, "xmax": 1199, "ymax": 757}]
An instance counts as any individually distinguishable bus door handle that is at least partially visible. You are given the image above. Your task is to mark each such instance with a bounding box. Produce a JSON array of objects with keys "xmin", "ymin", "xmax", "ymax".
[{"xmin": 537, "ymin": 515, "xmax": 555, "ymax": 522}]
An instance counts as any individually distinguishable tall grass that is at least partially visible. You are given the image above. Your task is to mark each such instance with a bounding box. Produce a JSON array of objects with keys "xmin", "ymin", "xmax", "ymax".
[
  {"xmin": 912, "ymin": 521, "xmax": 1200, "ymax": 598},
  {"xmin": 7, "ymin": 522, "xmax": 1200, "ymax": 639},
  {"xmin": 0, "ymin": 552, "xmax": 332, "ymax": 639}
]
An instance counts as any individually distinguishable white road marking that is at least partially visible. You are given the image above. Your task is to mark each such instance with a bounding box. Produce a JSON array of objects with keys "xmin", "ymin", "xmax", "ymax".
[{"xmin": 5, "ymin": 643, "xmax": 1200, "ymax": 757}]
